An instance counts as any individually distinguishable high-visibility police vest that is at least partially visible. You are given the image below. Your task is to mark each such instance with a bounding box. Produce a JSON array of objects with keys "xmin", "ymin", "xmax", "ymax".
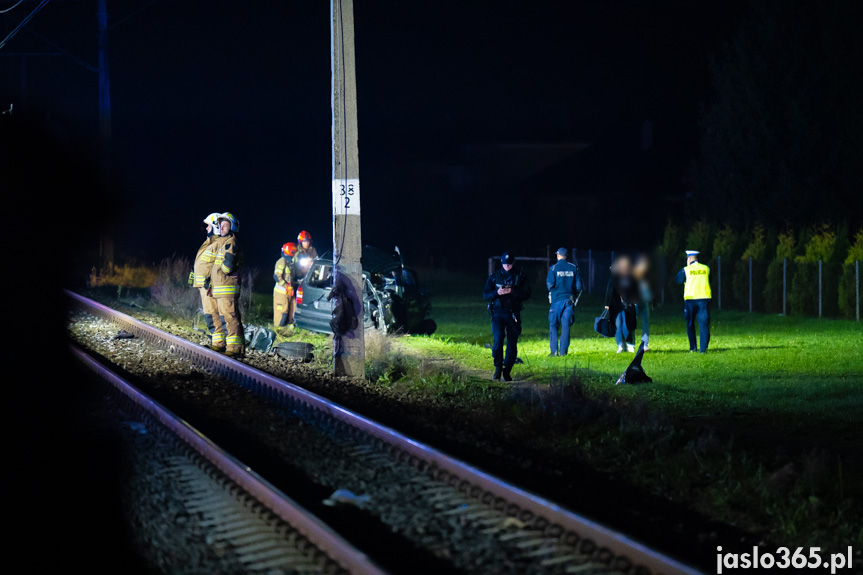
[{"xmin": 684, "ymin": 262, "xmax": 712, "ymax": 300}]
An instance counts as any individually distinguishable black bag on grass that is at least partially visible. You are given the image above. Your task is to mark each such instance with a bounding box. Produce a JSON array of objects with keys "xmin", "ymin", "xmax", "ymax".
[{"xmin": 594, "ymin": 308, "xmax": 615, "ymax": 338}]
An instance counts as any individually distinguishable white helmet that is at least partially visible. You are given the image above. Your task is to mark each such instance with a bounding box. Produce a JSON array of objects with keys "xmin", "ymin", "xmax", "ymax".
[
  {"xmin": 203, "ymin": 212, "xmax": 222, "ymax": 235},
  {"xmin": 218, "ymin": 212, "xmax": 239, "ymax": 233}
]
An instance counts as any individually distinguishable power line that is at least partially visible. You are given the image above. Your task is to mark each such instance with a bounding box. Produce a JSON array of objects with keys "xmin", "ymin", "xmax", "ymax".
[
  {"xmin": 109, "ymin": 0, "xmax": 161, "ymax": 30},
  {"xmin": 0, "ymin": 1, "xmax": 25, "ymax": 15},
  {"xmin": 25, "ymin": 25, "xmax": 96, "ymax": 71},
  {"xmin": 0, "ymin": 0, "xmax": 50, "ymax": 51}
]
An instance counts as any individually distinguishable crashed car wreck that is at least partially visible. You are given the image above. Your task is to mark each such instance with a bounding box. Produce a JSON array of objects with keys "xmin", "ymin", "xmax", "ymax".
[{"xmin": 294, "ymin": 246, "xmax": 436, "ymax": 335}]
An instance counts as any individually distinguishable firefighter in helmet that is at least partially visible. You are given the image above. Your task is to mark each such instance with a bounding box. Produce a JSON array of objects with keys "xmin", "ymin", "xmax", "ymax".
[
  {"xmin": 293, "ymin": 230, "xmax": 318, "ymax": 281},
  {"xmin": 274, "ymin": 242, "xmax": 298, "ymax": 329},
  {"xmin": 188, "ymin": 212, "xmax": 225, "ymax": 335},
  {"xmin": 204, "ymin": 212, "xmax": 244, "ymax": 357}
]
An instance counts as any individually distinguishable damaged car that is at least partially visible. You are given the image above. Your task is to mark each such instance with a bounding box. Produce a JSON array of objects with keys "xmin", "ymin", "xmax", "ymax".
[{"xmin": 294, "ymin": 246, "xmax": 436, "ymax": 335}]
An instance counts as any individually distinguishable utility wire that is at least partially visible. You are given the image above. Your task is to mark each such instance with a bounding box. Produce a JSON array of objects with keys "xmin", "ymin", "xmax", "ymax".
[
  {"xmin": 0, "ymin": 0, "xmax": 25, "ymax": 15},
  {"xmin": 109, "ymin": 0, "xmax": 161, "ymax": 30},
  {"xmin": 0, "ymin": 0, "xmax": 49, "ymax": 51},
  {"xmin": 25, "ymin": 25, "xmax": 96, "ymax": 71}
]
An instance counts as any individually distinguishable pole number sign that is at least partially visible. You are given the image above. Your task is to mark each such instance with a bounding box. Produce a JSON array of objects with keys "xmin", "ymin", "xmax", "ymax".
[{"xmin": 332, "ymin": 179, "xmax": 361, "ymax": 216}]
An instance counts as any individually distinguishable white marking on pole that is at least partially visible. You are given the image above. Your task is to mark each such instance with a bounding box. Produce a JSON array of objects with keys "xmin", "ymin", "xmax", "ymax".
[{"xmin": 332, "ymin": 179, "xmax": 361, "ymax": 216}]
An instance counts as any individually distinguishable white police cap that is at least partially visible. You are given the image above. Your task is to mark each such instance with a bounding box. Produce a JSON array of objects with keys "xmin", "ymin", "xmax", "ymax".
[{"xmin": 685, "ymin": 250, "xmax": 700, "ymax": 256}]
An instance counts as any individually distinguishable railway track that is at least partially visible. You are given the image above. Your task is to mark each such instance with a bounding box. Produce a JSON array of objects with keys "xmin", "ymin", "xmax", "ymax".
[
  {"xmin": 67, "ymin": 290, "xmax": 702, "ymax": 575},
  {"xmin": 73, "ymin": 342, "xmax": 386, "ymax": 575}
]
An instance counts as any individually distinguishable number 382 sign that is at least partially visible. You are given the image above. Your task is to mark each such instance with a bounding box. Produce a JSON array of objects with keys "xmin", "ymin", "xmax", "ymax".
[{"xmin": 332, "ymin": 179, "xmax": 360, "ymax": 216}]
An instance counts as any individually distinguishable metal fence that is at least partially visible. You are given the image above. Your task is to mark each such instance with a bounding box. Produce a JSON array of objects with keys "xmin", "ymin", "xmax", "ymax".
[{"xmin": 712, "ymin": 257, "xmax": 861, "ymax": 319}]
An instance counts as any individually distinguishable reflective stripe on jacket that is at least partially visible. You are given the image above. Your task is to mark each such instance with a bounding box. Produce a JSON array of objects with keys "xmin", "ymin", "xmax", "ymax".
[
  {"xmin": 273, "ymin": 257, "xmax": 293, "ymax": 296},
  {"xmin": 192, "ymin": 236, "xmax": 217, "ymax": 288},
  {"xmin": 210, "ymin": 233, "xmax": 242, "ymax": 298},
  {"xmin": 681, "ymin": 262, "xmax": 712, "ymax": 300}
]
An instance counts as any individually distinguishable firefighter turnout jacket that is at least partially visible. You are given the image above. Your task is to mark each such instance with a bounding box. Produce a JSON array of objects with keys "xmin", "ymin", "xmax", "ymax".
[
  {"xmin": 209, "ymin": 232, "xmax": 242, "ymax": 298},
  {"xmin": 676, "ymin": 261, "xmax": 712, "ymax": 300},
  {"xmin": 190, "ymin": 236, "xmax": 217, "ymax": 288},
  {"xmin": 292, "ymin": 246, "xmax": 318, "ymax": 278},
  {"xmin": 273, "ymin": 256, "xmax": 293, "ymax": 296}
]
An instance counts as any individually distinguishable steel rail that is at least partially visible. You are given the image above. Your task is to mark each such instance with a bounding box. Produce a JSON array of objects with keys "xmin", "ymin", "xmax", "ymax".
[
  {"xmin": 70, "ymin": 342, "xmax": 387, "ymax": 575},
  {"xmin": 67, "ymin": 290, "xmax": 702, "ymax": 575}
]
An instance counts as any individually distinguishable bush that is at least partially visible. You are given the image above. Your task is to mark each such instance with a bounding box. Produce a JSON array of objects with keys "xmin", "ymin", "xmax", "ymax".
[
  {"xmin": 789, "ymin": 262, "xmax": 818, "ymax": 315},
  {"xmin": 89, "ymin": 263, "xmax": 157, "ymax": 294},
  {"xmin": 763, "ymin": 230, "xmax": 796, "ymax": 313},
  {"xmin": 733, "ymin": 257, "xmax": 769, "ymax": 311},
  {"xmin": 838, "ymin": 263, "xmax": 860, "ymax": 319},
  {"xmin": 839, "ymin": 229, "xmax": 863, "ymax": 318},
  {"xmin": 845, "ymin": 228, "xmax": 863, "ymax": 265},
  {"xmin": 790, "ymin": 225, "xmax": 843, "ymax": 316},
  {"xmin": 659, "ymin": 221, "xmax": 684, "ymax": 302},
  {"xmin": 150, "ymin": 255, "xmax": 200, "ymax": 320},
  {"xmin": 732, "ymin": 225, "xmax": 769, "ymax": 310},
  {"xmin": 776, "ymin": 229, "xmax": 796, "ymax": 260},
  {"xmin": 764, "ymin": 259, "xmax": 781, "ymax": 313},
  {"xmin": 712, "ymin": 224, "xmax": 738, "ymax": 259},
  {"xmin": 795, "ymin": 223, "xmax": 837, "ymax": 264},
  {"xmin": 712, "ymin": 225, "xmax": 741, "ymax": 309},
  {"xmin": 685, "ymin": 219, "xmax": 713, "ymax": 260}
]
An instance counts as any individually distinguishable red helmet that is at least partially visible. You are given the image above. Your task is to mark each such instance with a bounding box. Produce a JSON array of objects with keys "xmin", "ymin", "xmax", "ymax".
[
  {"xmin": 282, "ymin": 242, "xmax": 298, "ymax": 257},
  {"xmin": 297, "ymin": 230, "xmax": 312, "ymax": 243}
]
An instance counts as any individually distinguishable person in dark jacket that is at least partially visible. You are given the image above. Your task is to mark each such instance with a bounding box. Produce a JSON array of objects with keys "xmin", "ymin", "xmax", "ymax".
[
  {"xmin": 546, "ymin": 247, "xmax": 583, "ymax": 356},
  {"xmin": 632, "ymin": 253, "xmax": 655, "ymax": 351},
  {"xmin": 605, "ymin": 255, "xmax": 639, "ymax": 353},
  {"xmin": 483, "ymin": 252, "xmax": 531, "ymax": 381}
]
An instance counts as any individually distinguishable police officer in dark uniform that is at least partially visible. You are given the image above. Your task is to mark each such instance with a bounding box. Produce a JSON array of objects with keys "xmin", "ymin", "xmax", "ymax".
[
  {"xmin": 483, "ymin": 252, "xmax": 531, "ymax": 381},
  {"xmin": 546, "ymin": 247, "xmax": 583, "ymax": 356}
]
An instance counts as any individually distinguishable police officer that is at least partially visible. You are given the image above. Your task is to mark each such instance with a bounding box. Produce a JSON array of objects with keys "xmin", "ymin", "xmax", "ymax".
[
  {"xmin": 483, "ymin": 252, "xmax": 531, "ymax": 381},
  {"xmin": 546, "ymin": 247, "xmax": 582, "ymax": 356},
  {"xmin": 675, "ymin": 250, "xmax": 712, "ymax": 353}
]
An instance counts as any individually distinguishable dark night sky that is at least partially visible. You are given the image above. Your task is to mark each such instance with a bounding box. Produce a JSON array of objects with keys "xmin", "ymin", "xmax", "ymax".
[{"xmin": 2, "ymin": 0, "xmax": 747, "ymax": 272}]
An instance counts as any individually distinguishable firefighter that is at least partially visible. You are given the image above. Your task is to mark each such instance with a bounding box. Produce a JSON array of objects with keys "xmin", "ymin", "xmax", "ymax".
[
  {"xmin": 675, "ymin": 250, "xmax": 712, "ymax": 353},
  {"xmin": 188, "ymin": 212, "xmax": 225, "ymax": 335},
  {"xmin": 483, "ymin": 252, "xmax": 531, "ymax": 381},
  {"xmin": 293, "ymin": 230, "xmax": 318, "ymax": 280},
  {"xmin": 206, "ymin": 212, "xmax": 244, "ymax": 357},
  {"xmin": 274, "ymin": 242, "xmax": 297, "ymax": 329}
]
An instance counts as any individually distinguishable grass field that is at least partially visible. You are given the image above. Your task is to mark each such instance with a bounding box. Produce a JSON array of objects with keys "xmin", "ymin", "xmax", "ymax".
[
  {"xmin": 409, "ymin": 276, "xmax": 863, "ymax": 452},
  {"xmin": 392, "ymin": 271, "xmax": 863, "ymax": 547}
]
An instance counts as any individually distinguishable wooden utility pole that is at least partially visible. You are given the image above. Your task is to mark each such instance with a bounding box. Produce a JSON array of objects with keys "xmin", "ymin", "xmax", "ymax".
[
  {"xmin": 97, "ymin": 0, "xmax": 114, "ymax": 268},
  {"xmin": 331, "ymin": 0, "xmax": 364, "ymax": 376}
]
